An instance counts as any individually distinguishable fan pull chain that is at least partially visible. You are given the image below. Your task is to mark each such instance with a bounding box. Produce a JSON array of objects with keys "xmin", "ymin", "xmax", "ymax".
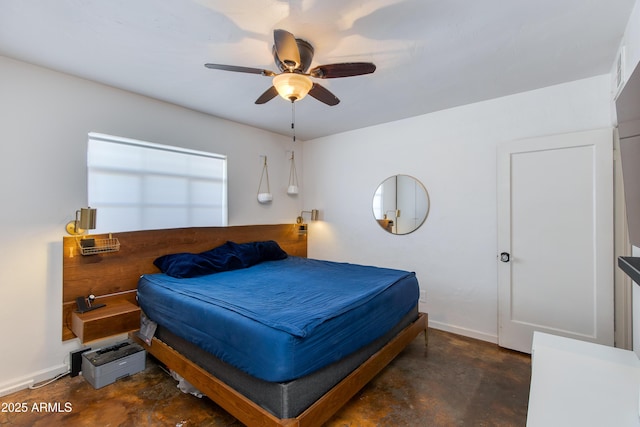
[
  {"xmin": 287, "ymin": 99, "xmax": 300, "ymax": 195},
  {"xmin": 291, "ymin": 99, "xmax": 296, "ymax": 143}
]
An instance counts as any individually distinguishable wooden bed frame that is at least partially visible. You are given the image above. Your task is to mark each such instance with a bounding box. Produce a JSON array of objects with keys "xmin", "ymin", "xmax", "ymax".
[
  {"xmin": 62, "ymin": 224, "xmax": 428, "ymax": 426},
  {"xmin": 132, "ymin": 313, "xmax": 427, "ymax": 427}
]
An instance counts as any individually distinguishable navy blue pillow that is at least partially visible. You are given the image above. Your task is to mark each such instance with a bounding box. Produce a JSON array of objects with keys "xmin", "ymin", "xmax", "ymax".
[
  {"xmin": 199, "ymin": 241, "xmax": 244, "ymax": 269},
  {"xmin": 224, "ymin": 241, "xmax": 260, "ymax": 268},
  {"xmin": 154, "ymin": 240, "xmax": 287, "ymax": 278},
  {"xmin": 254, "ymin": 240, "xmax": 288, "ymax": 261}
]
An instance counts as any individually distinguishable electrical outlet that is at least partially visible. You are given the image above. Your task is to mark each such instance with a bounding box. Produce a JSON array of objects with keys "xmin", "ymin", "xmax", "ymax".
[{"xmin": 69, "ymin": 348, "xmax": 91, "ymax": 377}]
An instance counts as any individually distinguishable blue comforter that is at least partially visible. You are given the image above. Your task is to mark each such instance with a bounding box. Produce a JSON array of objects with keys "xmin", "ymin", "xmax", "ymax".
[{"xmin": 138, "ymin": 256, "xmax": 419, "ymax": 381}]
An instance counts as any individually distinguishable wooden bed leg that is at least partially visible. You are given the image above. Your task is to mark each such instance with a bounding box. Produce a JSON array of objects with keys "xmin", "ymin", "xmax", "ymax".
[{"xmin": 423, "ymin": 313, "xmax": 429, "ymax": 349}]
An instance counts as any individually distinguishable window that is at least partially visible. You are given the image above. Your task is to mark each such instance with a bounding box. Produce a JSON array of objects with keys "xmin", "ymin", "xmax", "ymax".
[{"xmin": 87, "ymin": 132, "xmax": 227, "ymax": 233}]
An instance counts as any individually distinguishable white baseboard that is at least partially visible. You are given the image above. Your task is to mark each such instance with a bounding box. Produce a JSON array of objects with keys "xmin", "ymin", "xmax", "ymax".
[
  {"xmin": 428, "ymin": 319, "xmax": 498, "ymax": 344},
  {"xmin": 0, "ymin": 379, "xmax": 34, "ymax": 397},
  {"xmin": 0, "ymin": 363, "xmax": 68, "ymax": 397}
]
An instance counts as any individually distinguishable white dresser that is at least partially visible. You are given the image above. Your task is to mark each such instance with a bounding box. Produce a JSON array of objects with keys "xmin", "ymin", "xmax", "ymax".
[{"xmin": 527, "ymin": 332, "xmax": 640, "ymax": 427}]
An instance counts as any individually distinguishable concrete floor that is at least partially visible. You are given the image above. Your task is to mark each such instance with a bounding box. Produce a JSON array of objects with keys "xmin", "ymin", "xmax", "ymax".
[{"xmin": 0, "ymin": 329, "xmax": 531, "ymax": 426}]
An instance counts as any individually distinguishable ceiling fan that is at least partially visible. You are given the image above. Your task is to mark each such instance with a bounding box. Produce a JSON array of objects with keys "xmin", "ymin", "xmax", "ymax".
[{"xmin": 204, "ymin": 29, "xmax": 376, "ymax": 106}]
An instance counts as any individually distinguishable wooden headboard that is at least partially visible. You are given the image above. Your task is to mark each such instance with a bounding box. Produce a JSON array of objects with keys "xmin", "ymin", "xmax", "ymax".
[{"xmin": 62, "ymin": 224, "xmax": 307, "ymax": 340}]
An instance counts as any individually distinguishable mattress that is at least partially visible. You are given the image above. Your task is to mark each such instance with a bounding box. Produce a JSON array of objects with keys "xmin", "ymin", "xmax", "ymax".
[
  {"xmin": 137, "ymin": 256, "xmax": 419, "ymax": 382},
  {"xmin": 154, "ymin": 306, "xmax": 419, "ymax": 419}
]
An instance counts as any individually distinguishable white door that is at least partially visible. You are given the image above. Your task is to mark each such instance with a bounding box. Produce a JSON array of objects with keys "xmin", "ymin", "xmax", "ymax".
[
  {"xmin": 396, "ymin": 175, "xmax": 428, "ymax": 234},
  {"xmin": 497, "ymin": 128, "xmax": 614, "ymax": 353}
]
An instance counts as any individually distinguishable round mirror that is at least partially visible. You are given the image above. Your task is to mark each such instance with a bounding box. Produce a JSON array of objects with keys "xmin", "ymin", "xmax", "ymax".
[{"xmin": 372, "ymin": 175, "xmax": 429, "ymax": 235}]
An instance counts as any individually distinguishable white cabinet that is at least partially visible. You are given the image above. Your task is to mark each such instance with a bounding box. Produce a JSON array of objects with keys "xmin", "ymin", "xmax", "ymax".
[{"xmin": 527, "ymin": 332, "xmax": 640, "ymax": 427}]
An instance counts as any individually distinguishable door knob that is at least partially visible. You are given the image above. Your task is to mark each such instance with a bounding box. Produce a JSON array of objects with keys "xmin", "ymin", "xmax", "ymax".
[{"xmin": 500, "ymin": 252, "xmax": 510, "ymax": 262}]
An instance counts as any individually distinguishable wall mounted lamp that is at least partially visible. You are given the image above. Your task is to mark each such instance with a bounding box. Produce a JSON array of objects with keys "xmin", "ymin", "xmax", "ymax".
[
  {"xmin": 66, "ymin": 207, "xmax": 97, "ymax": 235},
  {"xmin": 296, "ymin": 209, "xmax": 319, "ymax": 234}
]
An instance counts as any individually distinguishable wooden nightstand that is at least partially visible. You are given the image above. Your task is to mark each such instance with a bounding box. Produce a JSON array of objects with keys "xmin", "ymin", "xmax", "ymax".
[{"xmin": 71, "ymin": 299, "xmax": 141, "ymax": 343}]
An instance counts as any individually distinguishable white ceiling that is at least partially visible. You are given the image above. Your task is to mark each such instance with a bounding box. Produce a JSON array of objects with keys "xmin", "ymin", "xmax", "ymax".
[{"xmin": 0, "ymin": 0, "xmax": 636, "ymax": 140}]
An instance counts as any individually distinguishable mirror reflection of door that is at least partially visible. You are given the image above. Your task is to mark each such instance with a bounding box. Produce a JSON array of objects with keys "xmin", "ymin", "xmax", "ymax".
[{"xmin": 373, "ymin": 175, "xmax": 429, "ymax": 234}]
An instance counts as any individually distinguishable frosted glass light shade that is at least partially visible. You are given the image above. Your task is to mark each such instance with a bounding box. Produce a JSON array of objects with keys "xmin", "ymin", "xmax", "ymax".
[{"xmin": 273, "ymin": 73, "xmax": 313, "ymax": 101}]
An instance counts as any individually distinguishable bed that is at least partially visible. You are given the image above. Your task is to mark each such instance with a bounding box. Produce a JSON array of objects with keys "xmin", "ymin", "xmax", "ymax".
[{"xmin": 62, "ymin": 225, "xmax": 427, "ymax": 427}]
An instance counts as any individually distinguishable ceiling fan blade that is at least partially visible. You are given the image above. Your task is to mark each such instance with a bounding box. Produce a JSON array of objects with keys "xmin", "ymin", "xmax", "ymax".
[
  {"xmin": 205, "ymin": 63, "xmax": 275, "ymax": 77},
  {"xmin": 255, "ymin": 86, "xmax": 279, "ymax": 104},
  {"xmin": 309, "ymin": 62, "xmax": 376, "ymax": 79},
  {"xmin": 308, "ymin": 83, "xmax": 340, "ymax": 106},
  {"xmin": 273, "ymin": 29, "xmax": 301, "ymax": 70}
]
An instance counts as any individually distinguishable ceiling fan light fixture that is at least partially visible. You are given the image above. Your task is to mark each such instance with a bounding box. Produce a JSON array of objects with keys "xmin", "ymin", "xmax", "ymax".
[
  {"xmin": 273, "ymin": 73, "xmax": 313, "ymax": 101},
  {"xmin": 205, "ymin": 30, "xmax": 374, "ymax": 106}
]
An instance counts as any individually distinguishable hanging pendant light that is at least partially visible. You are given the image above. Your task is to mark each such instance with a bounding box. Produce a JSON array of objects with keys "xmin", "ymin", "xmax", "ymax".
[
  {"xmin": 257, "ymin": 155, "xmax": 272, "ymax": 204},
  {"xmin": 288, "ymin": 151, "xmax": 299, "ymax": 195}
]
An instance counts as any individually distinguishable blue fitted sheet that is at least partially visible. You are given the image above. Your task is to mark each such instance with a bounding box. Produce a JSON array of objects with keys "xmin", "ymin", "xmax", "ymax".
[{"xmin": 137, "ymin": 256, "xmax": 419, "ymax": 382}]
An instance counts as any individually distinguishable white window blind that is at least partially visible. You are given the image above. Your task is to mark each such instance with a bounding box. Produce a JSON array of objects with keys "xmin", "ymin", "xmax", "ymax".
[{"xmin": 87, "ymin": 132, "xmax": 227, "ymax": 233}]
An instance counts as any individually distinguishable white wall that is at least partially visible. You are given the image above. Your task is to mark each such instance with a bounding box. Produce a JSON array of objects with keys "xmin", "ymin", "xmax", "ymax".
[
  {"xmin": 621, "ymin": 0, "xmax": 640, "ymax": 89},
  {"xmin": 0, "ymin": 55, "xmax": 302, "ymax": 395},
  {"xmin": 303, "ymin": 75, "xmax": 614, "ymax": 342}
]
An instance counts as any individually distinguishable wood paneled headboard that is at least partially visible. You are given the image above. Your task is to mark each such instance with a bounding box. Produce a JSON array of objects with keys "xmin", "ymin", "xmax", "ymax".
[{"xmin": 62, "ymin": 224, "xmax": 307, "ymax": 340}]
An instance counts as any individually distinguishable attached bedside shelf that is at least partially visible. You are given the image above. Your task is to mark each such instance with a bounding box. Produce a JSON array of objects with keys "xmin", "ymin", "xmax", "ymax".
[
  {"xmin": 71, "ymin": 299, "xmax": 140, "ymax": 343},
  {"xmin": 77, "ymin": 237, "xmax": 120, "ymax": 256}
]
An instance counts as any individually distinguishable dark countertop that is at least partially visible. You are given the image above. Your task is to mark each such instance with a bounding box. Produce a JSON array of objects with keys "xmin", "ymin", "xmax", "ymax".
[{"xmin": 618, "ymin": 256, "xmax": 640, "ymax": 285}]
